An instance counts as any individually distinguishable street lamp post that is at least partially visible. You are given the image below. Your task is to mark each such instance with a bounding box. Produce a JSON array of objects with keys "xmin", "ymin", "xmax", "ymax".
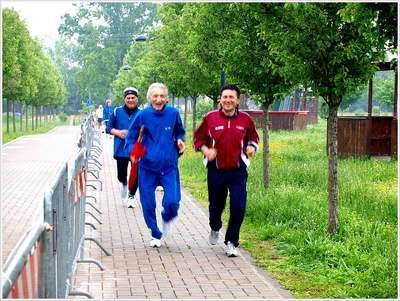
[
  {"xmin": 220, "ymin": 70, "xmax": 225, "ymax": 90},
  {"xmin": 121, "ymin": 33, "xmax": 147, "ymax": 73},
  {"xmin": 136, "ymin": 34, "xmax": 157, "ymax": 83},
  {"xmin": 220, "ymin": 23, "xmax": 226, "ymax": 90},
  {"xmin": 136, "ymin": 34, "xmax": 158, "ymax": 83},
  {"xmin": 122, "ymin": 34, "xmax": 157, "ymax": 83}
]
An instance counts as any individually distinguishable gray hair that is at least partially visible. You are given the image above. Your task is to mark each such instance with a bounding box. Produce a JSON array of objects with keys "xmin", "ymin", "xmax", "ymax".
[{"xmin": 146, "ymin": 83, "xmax": 168, "ymax": 100}]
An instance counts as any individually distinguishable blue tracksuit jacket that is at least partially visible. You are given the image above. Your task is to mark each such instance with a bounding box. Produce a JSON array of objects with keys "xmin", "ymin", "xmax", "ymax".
[
  {"xmin": 125, "ymin": 104, "xmax": 185, "ymax": 172},
  {"xmin": 106, "ymin": 104, "xmax": 140, "ymax": 158}
]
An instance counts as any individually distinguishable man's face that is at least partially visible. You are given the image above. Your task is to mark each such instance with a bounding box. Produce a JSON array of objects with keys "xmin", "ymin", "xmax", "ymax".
[
  {"xmin": 125, "ymin": 94, "xmax": 138, "ymax": 109},
  {"xmin": 220, "ymin": 89, "xmax": 240, "ymax": 116},
  {"xmin": 148, "ymin": 87, "xmax": 168, "ymax": 112}
]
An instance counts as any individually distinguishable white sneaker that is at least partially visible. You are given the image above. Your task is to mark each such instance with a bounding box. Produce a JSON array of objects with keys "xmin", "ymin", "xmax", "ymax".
[
  {"xmin": 127, "ymin": 195, "xmax": 135, "ymax": 208},
  {"xmin": 209, "ymin": 230, "xmax": 219, "ymax": 245},
  {"xmin": 225, "ymin": 241, "xmax": 238, "ymax": 257},
  {"xmin": 150, "ymin": 238, "xmax": 161, "ymax": 248},
  {"xmin": 162, "ymin": 220, "xmax": 172, "ymax": 237},
  {"xmin": 120, "ymin": 183, "xmax": 128, "ymax": 198},
  {"xmin": 156, "ymin": 186, "xmax": 164, "ymax": 191}
]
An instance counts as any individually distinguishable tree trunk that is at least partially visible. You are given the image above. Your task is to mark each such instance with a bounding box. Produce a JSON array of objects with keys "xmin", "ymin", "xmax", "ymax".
[
  {"xmin": 25, "ymin": 103, "xmax": 29, "ymax": 131},
  {"xmin": 171, "ymin": 94, "xmax": 175, "ymax": 107},
  {"xmin": 192, "ymin": 95, "xmax": 197, "ymax": 137},
  {"xmin": 327, "ymin": 104, "xmax": 339, "ymax": 235},
  {"xmin": 6, "ymin": 99, "xmax": 10, "ymax": 134},
  {"xmin": 183, "ymin": 97, "xmax": 188, "ymax": 129},
  {"xmin": 12, "ymin": 100, "xmax": 16, "ymax": 133},
  {"xmin": 19, "ymin": 101, "xmax": 23, "ymax": 132},
  {"xmin": 35, "ymin": 107, "xmax": 40, "ymax": 130},
  {"xmin": 262, "ymin": 102, "xmax": 270, "ymax": 189},
  {"xmin": 213, "ymin": 98, "xmax": 219, "ymax": 110},
  {"xmin": 31, "ymin": 105, "xmax": 34, "ymax": 131},
  {"xmin": 39, "ymin": 106, "xmax": 42, "ymax": 127}
]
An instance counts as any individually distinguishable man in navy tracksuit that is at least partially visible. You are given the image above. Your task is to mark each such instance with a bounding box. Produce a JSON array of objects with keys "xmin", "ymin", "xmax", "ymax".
[
  {"xmin": 193, "ymin": 84, "xmax": 259, "ymax": 257},
  {"xmin": 106, "ymin": 87, "xmax": 140, "ymax": 208},
  {"xmin": 125, "ymin": 83, "xmax": 186, "ymax": 248}
]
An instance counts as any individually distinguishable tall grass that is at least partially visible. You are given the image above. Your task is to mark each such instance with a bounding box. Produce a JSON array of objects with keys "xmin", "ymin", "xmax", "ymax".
[{"xmin": 180, "ymin": 118, "xmax": 398, "ymax": 299}]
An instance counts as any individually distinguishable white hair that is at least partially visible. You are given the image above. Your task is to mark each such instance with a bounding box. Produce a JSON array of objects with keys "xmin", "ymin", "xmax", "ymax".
[{"xmin": 146, "ymin": 83, "xmax": 168, "ymax": 100}]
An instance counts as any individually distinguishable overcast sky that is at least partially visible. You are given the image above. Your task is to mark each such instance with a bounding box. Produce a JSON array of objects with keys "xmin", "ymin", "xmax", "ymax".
[{"xmin": 2, "ymin": 1, "xmax": 80, "ymax": 43}]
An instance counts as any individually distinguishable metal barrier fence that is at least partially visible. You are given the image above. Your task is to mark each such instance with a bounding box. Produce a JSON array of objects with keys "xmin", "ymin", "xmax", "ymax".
[{"xmin": 2, "ymin": 115, "xmax": 109, "ymax": 299}]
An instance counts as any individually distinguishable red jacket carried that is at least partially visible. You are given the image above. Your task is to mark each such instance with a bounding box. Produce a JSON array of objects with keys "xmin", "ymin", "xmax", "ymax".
[{"xmin": 193, "ymin": 108, "xmax": 259, "ymax": 169}]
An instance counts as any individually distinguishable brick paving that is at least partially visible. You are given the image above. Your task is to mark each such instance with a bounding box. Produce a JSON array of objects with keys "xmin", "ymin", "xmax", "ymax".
[
  {"xmin": 2, "ymin": 125, "xmax": 294, "ymax": 299},
  {"xmin": 2, "ymin": 125, "xmax": 81, "ymax": 264}
]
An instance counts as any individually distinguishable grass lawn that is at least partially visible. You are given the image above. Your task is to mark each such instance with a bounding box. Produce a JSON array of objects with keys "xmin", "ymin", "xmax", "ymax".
[
  {"xmin": 2, "ymin": 115, "xmax": 69, "ymax": 144},
  {"xmin": 179, "ymin": 118, "xmax": 398, "ymax": 299}
]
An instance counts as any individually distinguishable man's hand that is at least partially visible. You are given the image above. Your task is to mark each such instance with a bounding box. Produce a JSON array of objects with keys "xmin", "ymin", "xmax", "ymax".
[
  {"xmin": 246, "ymin": 145, "xmax": 256, "ymax": 157},
  {"xmin": 111, "ymin": 129, "xmax": 127, "ymax": 139},
  {"xmin": 201, "ymin": 145, "xmax": 217, "ymax": 161},
  {"xmin": 177, "ymin": 139, "xmax": 186, "ymax": 154}
]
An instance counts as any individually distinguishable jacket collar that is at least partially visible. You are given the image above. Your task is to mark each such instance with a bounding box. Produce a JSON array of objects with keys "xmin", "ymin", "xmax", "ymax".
[{"xmin": 219, "ymin": 106, "xmax": 239, "ymax": 118}]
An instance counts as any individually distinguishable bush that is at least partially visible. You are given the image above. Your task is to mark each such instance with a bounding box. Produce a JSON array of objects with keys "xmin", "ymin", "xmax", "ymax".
[
  {"xmin": 372, "ymin": 105, "xmax": 381, "ymax": 115},
  {"xmin": 196, "ymin": 99, "xmax": 214, "ymax": 122},
  {"xmin": 58, "ymin": 114, "xmax": 68, "ymax": 122},
  {"xmin": 318, "ymin": 100, "xmax": 328, "ymax": 119},
  {"xmin": 354, "ymin": 108, "xmax": 366, "ymax": 116}
]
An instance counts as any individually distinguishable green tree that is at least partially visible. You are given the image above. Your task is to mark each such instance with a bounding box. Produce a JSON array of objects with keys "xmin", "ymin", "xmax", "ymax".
[
  {"xmin": 339, "ymin": 3, "xmax": 397, "ymax": 64},
  {"xmin": 58, "ymin": 2, "xmax": 159, "ymax": 103},
  {"xmin": 112, "ymin": 39, "xmax": 150, "ymax": 106},
  {"xmin": 155, "ymin": 3, "xmax": 211, "ymax": 134},
  {"xmin": 339, "ymin": 86, "xmax": 368, "ymax": 113},
  {"xmin": 179, "ymin": 3, "xmax": 229, "ymax": 106},
  {"xmin": 2, "ymin": 8, "xmax": 41, "ymax": 133},
  {"xmin": 373, "ymin": 71, "xmax": 395, "ymax": 109},
  {"xmin": 2, "ymin": 8, "xmax": 25, "ymax": 100},
  {"xmin": 224, "ymin": 3, "xmax": 293, "ymax": 188},
  {"xmin": 264, "ymin": 2, "xmax": 396, "ymax": 234},
  {"xmin": 47, "ymin": 38, "xmax": 82, "ymax": 115},
  {"xmin": 172, "ymin": 3, "xmax": 294, "ymax": 187}
]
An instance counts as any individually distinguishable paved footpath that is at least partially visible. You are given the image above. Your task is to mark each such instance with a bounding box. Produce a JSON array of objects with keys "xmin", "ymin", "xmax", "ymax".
[
  {"xmin": 2, "ymin": 125, "xmax": 294, "ymax": 299},
  {"xmin": 2, "ymin": 125, "xmax": 81, "ymax": 264}
]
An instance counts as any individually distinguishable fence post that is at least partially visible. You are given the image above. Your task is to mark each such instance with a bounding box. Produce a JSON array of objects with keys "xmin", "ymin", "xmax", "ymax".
[{"xmin": 2, "ymin": 222, "xmax": 51, "ymax": 299}]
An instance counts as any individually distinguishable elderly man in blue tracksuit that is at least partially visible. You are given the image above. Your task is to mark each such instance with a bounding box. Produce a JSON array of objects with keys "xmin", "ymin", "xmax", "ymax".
[{"xmin": 125, "ymin": 83, "xmax": 186, "ymax": 248}]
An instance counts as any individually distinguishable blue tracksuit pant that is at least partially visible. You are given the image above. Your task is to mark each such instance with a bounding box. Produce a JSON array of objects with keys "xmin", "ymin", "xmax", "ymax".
[
  {"xmin": 207, "ymin": 168, "xmax": 248, "ymax": 247},
  {"xmin": 138, "ymin": 166, "xmax": 181, "ymax": 240}
]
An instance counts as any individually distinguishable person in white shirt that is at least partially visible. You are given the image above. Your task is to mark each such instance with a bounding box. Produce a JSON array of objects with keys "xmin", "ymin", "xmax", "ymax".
[{"xmin": 95, "ymin": 104, "xmax": 104, "ymax": 131}]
